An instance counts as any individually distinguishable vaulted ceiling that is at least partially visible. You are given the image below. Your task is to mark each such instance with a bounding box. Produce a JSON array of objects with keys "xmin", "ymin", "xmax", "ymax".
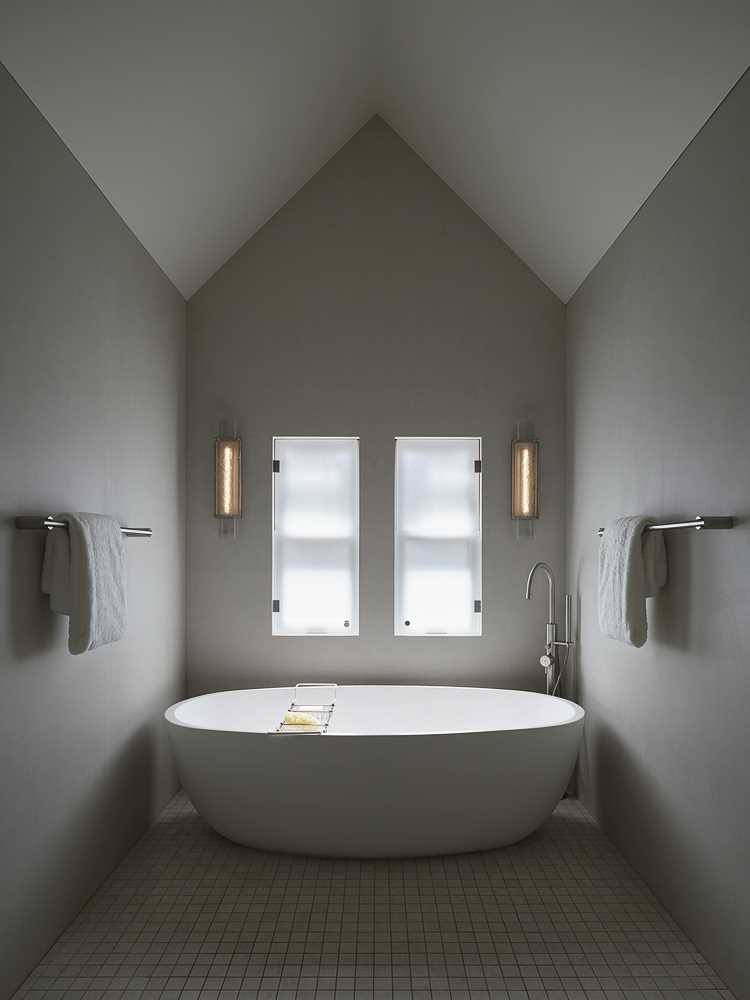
[{"xmin": 2, "ymin": 2, "xmax": 749, "ymax": 301}]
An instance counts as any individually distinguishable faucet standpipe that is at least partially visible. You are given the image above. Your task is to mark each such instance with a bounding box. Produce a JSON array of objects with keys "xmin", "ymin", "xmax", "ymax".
[{"xmin": 525, "ymin": 563, "xmax": 574, "ymax": 696}]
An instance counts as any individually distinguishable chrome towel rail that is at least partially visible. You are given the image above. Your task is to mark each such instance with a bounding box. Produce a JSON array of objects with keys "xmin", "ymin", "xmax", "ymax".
[
  {"xmin": 14, "ymin": 516, "xmax": 152, "ymax": 538},
  {"xmin": 598, "ymin": 515, "xmax": 733, "ymax": 538}
]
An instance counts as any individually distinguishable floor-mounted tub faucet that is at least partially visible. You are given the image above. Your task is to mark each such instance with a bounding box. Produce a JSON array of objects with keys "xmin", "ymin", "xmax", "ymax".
[{"xmin": 524, "ymin": 562, "xmax": 573, "ymax": 695}]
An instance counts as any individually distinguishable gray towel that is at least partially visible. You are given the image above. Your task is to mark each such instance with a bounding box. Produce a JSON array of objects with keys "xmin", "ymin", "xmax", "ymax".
[
  {"xmin": 41, "ymin": 513, "xmax": 127, "ymax": 654},
  {"xmin": 598, "ymin": 516, "xmax": 667, "ymax": 647}
]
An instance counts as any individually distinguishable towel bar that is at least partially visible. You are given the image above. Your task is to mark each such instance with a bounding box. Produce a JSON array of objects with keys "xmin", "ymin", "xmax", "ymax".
[
  {"xmin": 14, "ymin": 516, "xmax": 152, "ymax": 538},
  {"xmin": 597, "ymin": 515, "xmax": 733, "ymax": 537}
]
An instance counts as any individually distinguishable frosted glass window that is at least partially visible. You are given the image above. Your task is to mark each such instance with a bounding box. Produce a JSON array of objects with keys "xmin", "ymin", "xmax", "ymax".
[
  {"xmin": 395, "ymin": 438, "xmax": 481, "ymax": 636},
  {"xmin": 273, "ymin": 437, "xmax": 358, "ymax": 635}
]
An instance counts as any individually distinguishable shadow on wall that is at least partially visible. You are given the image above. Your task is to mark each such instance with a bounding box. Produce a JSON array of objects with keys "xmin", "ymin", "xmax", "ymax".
[
  {"xmin": 588, "ymin": 720, "xmax": 667, "ymax": 877},
  {"xmin": 7, "ymin": 522, "xmax": 60, "ymax": 659},
  {"xmin": 572, "ymin": 532, "xmax": 694, "ymax": 795},
  {"xmin": 651, "ymin": 512, "xmax": 748, "ymax": 652},
  {"xmin": 586, "ymin": 717, "xmax": 717, "ymax": 907},
  {"xmin": 0, "ymin": 716, "xmax": 159, "ymax": 1000},
  {"xmin": 571, "ymin": 560, "xmax": 584, "ymax": 704},
  {"xmin": 565, "ymin": 559, "xmax": 585, "ymax": 797},
  {"xmin": 649, "ymin": 532, "xmax": 692, "ymax": 653}
]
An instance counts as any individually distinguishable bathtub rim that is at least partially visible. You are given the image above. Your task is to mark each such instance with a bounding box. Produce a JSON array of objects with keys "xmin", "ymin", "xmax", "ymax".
[{"xmin": 165, "ymin": 684, "xmax": 585, "ymax": 737}]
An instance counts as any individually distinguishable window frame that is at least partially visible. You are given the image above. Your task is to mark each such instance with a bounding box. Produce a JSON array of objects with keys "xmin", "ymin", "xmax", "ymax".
[
  {"xmin": 393, "ymin": 436, "xmax": 482, "ymax": 638},
  {"xmin": 272, "ymin": 435, "xmax": 360, "ymax": 637}
]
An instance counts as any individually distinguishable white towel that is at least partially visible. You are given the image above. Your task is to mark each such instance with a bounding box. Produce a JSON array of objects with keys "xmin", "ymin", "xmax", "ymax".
[
  {"xmin": 598, "ymin": 516, "xmax": 667, "ymax": 647},
  {"xmin": 41, "ymin": 513, "xmax": 127, "ymax": 654}
]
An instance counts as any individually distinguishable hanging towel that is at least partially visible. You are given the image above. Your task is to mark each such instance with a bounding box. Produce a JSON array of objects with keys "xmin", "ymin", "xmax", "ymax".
[
  {"xmin": 598, "ymin": 516, "xmax": 667, "ymax": 647},
  {"xmin": 42, "ymin": 513, "xmax": 127, "ymax": 654}
]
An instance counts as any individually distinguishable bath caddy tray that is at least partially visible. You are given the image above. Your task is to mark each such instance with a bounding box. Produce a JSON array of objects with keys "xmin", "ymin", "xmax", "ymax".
[{"xmin": 273, "ymin": 683, "xmax": 337, "ymax": 734}]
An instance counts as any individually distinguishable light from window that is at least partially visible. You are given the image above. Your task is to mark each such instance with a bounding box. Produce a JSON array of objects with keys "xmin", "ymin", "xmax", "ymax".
[
  {"xmin": 395, "ymin": 437, "xmax": 482, "ymax": 636},
  {"xmin": 272, "ymin": 437, "xmax": 359, "ymax": 636}
]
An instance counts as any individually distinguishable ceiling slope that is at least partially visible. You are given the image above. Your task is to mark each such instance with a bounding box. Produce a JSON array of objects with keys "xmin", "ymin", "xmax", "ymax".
[
  {"xmin": 380, "ymin": 0, "xmax": 750, "ymax": 300},
  {"xmin": 1, "ymin": 1, "xmax": 749, "ymax": 301},
  {"xmin": 0, "ymin": 0, "xmax": 377, "ymax": 298}
]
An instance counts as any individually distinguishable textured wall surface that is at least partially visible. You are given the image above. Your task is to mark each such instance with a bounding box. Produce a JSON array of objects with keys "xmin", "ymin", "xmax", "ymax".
[
  {"xmin": 187, "ymin": 116, "xmax": 565, "ymax": 695},
  {"xmin": 565, "ymin": 72, "xmax": 750, "ymax": 999},
  {"xmin": 0, "ymin": 66, "xmax": 186, "ymax": 999}
]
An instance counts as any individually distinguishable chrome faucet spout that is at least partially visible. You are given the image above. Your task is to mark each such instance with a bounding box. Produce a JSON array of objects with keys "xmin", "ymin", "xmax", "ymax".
[{"xmin": 525, "ymin": 561, "xmax": 556, "ymax": 623}]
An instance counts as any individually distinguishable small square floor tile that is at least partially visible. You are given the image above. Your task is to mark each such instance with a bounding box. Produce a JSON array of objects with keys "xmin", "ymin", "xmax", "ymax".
[{"xmin": 9, "ymin": 792, "xmax": 737, "ymax": 1000}]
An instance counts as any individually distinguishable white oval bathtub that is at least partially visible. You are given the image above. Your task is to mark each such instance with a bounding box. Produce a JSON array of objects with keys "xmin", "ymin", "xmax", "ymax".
[{"xmin": 165, "ymin": 685, "xmax": 584, "ymax": 857}]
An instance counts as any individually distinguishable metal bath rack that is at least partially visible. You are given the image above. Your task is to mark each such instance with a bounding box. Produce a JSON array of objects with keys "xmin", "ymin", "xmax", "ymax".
[{"xmin": 274, "ymin": 683, "xmax": 337, "ymax": 734}]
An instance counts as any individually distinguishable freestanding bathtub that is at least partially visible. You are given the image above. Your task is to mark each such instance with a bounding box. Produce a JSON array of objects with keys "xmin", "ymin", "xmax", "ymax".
[{"xmin": 165, "ymin": 685, "xmax": 584, "ymax": 857}]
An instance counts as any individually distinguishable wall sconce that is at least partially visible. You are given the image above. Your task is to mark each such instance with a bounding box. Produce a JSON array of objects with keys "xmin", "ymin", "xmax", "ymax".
[
  {"xmin": 215, "ymin": 437, "xmax": 242, "ymax": 520},
  {"xmin": 511, "ymin": 439, "xmax": 539, "ymax": 520}
]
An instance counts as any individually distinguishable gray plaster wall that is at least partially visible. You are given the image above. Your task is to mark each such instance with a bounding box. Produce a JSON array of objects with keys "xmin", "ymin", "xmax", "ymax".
[
  {"xmin": 187, "ymin": 116, "xmax": 565, "ymax": 694},
  {"xmin": 0, "ymin": 66, "xmax": 186, "ymax": 999},
  {"xmin": 565, "ymin": 72, "xmax": 750, "ymax": 998}
]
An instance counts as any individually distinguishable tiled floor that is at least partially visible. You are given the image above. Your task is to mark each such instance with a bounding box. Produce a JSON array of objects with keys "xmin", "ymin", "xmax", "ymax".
[{"xmin": 14, "ymin": 792, "xmax": 733, "ymax": 1000}]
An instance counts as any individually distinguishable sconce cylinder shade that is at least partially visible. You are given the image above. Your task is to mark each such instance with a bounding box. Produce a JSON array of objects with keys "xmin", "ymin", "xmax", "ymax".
[
  {"xmin": 215, "ymin": 438, "xmax": 242, "ymax": 518},
  {"xmin": 511, "ymin": 440, "xmax": 539, "ymax": 519}
]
